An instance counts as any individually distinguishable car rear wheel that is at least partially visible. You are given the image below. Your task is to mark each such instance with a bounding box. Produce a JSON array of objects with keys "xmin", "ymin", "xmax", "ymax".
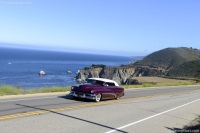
[{"xmin": 95, "ymin": 94, "xmax": 101, "ymax": 102}]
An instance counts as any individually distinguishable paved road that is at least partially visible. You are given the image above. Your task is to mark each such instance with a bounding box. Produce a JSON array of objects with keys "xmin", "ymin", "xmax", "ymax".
[
  {"xmin": 0, "ymin": 85, "xmax": 200, "ymax": 133},
  {"xmin": 0, "ymin": 85, "xmax": 199, "ymax": 116}
]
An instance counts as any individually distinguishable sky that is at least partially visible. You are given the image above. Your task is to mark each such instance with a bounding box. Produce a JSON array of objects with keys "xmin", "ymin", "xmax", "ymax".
[{"xmin": 0, "ymin": 0, "xmax": 200, "ymax": 56}]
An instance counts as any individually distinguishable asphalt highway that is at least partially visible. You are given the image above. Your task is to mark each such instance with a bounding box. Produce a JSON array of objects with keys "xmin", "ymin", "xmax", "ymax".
[{"xmin": 0, "ymin": 85, "xmax": 200, "ymax": 133}]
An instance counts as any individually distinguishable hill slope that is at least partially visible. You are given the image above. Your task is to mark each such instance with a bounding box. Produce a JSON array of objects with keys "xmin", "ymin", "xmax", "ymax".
[
  {"xmin": 167, "ymin": 60, "xmax": 200, "ymax": 78},
  {"xmin": 134, "ymin": 47, "xmax": 200, "ymax": 70}
]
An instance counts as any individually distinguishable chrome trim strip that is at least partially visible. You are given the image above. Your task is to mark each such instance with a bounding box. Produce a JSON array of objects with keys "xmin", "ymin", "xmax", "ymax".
[{"xmin": 69, "ymin": 91, "xmax": 96, "ymax": 100}]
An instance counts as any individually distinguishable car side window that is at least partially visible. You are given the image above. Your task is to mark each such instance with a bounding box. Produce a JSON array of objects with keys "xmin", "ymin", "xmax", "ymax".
[
  {"xmin": 106, "ymin": 82, "xmax": 115, "ymax": 86},
  {"xmin": 95, "ymin": 80, "xmax": 104, "ymax": 86},
  {"xmin": 86, "ymin": 79, "xmax": 95, "ymax": 84}
]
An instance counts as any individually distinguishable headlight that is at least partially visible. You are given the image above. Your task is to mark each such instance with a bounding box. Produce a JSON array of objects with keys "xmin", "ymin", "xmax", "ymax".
[{"xmin": 91, "ymin": 90, "xmax": 94, "ymax": 93}]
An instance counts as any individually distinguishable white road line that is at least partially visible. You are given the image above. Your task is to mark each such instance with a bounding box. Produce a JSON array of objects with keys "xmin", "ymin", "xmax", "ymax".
[
  {"xmin": 105, "ymin": 98, "xmax": 200, "ymax": 133},
  {"xmin": 0, "ymin": 96, "xmax": 58, "ymax": 103}
]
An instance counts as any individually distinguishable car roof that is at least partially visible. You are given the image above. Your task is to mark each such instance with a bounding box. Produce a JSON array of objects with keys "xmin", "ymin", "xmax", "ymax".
[{"xmin": 88, "ymin": 78, "xmax": 119, "ymax": 86}]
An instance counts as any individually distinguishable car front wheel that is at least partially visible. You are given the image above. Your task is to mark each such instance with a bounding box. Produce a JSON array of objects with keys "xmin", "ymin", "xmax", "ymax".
[{"xmin": 95, "ymin": 94, "xmax": 101, "ymax": 102}]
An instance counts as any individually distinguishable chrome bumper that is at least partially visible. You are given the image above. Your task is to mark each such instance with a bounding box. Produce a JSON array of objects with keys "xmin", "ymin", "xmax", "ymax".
[{"xmin": 69, "ymin": 91, "xmax": 96, "ymax": 100}]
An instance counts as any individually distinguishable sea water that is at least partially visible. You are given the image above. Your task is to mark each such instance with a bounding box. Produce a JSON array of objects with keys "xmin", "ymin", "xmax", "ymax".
[{"xmin": 0, "ymin": 47, "xmax": 131, "ymax": 89}]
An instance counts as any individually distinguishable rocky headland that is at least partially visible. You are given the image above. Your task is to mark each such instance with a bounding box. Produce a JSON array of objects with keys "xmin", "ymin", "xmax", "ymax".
[
  {"xmin": 75, "ymin": 47, "xmax": 200, "ymax": 84},
  {"xmin": 75, "ymin": 64, "xmax": 165, "ymax": 84}
]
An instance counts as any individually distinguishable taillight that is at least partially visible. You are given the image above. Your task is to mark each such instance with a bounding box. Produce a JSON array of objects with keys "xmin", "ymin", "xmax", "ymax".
[{"xmin": 71, "ymin": 86, "xmax": 74, "ymax": 90}]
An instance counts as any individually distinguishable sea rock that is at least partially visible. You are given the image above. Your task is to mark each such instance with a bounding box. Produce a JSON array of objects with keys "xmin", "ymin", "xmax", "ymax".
[
  {"xmin": 67, "ymin": 71, "xmax": 72, "ymax": 74},
  {"xmin": 76, "ymin": 70, "xmax": 80, "ymax": 74},
  {"xmin": 39, "ymin": 70, "xmax": 46, "ymax": 76}
]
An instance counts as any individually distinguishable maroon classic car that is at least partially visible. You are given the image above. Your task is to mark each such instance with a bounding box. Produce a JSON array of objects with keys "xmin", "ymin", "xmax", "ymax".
[{"xmin": 69, "ymin": 78, "xmax": 124, "ymax": 102}]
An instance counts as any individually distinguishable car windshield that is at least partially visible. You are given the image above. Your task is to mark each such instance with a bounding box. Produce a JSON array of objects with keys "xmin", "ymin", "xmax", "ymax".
[
  {"xmin": 86, "ymin": 79, "xmax": 104, "ymax": 86},
  {"xmin": 86, "ymin": 79, "xmax": 116, "ymax": 86}
]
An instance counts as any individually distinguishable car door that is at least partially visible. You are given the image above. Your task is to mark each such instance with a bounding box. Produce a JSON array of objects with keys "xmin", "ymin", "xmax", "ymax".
[{"xmin": 101, "ymin": 86, "xmax": 115, "ymax": 99}]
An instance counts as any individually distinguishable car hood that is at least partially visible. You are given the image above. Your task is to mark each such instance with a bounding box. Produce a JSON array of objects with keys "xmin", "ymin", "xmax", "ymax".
[{"xmin": 73, "ymin": 84, "xmax": 98, "ymax": 93}]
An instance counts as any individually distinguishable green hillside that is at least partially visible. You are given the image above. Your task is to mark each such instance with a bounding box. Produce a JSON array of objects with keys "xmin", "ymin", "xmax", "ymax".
[
  {"xmin": 167, "ymin": 60, "xmax": 200, "ymax": 78},
  {"xmin": 135, "ymin": 47, "xmax": 200, "ymax": 70}
]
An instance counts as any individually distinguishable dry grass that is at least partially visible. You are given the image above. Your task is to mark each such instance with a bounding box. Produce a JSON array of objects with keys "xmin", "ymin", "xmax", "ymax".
[
  {"xmin": 131, "ymin": 76, "xmax": 192, "ymax": 83},
  {"xmin": 0, "ymin": 85, "xmax": 71, "ymax": 96},
  {"xmin": 121, "ymin": 76, "xmax": 198, "ymax": 89}
]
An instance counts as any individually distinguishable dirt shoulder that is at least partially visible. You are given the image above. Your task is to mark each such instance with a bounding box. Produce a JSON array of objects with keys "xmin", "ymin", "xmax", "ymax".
[{"xmin": 131, "ymin": 76, "xmax": 192, "ymax": 83}]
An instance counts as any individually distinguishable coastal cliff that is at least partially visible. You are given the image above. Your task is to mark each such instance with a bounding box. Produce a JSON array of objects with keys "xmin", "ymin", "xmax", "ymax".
[
  {"xmin": 76, "ymin": 64, "xmax": 164, "ymax": 84},
  {"xmin": 75, "ymin": 47, "xmax": 200, "ymax": 84}
]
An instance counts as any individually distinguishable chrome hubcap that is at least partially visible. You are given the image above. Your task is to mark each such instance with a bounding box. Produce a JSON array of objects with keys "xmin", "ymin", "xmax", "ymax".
[{"xmin": 96, "ymin": 94, "xmax": 101, "ymax": 102}]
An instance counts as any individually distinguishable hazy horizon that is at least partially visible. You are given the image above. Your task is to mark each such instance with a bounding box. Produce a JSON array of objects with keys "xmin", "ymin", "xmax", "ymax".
[
  {"xmin": 0, "ymin": 43, "xmax": 148, "ymax": 57},
  {"xmin": 0, "ymin": 45, "xmax": 139, "ymax": 59}
]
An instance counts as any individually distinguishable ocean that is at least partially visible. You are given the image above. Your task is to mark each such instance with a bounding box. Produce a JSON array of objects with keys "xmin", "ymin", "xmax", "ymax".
[{"xmin": 0, "ymin": 47, "xmax": 131, "ymax": 89}]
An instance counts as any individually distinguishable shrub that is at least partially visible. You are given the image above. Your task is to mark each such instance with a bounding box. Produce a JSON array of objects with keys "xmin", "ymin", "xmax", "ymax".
[
  {"xmin": 0, "ymin": 85, "xmax": 24, "ymax": 96},
  {"xmin": 27, "ymin": 86, "xmax": 70, "ymax": 94},
  {"xmin": 0, "ymin": 85, "xmax": 71, "ymax": 95},
  {"xmin": 125, "ymin": 78, "xmax": 140, "ymax": 85}
]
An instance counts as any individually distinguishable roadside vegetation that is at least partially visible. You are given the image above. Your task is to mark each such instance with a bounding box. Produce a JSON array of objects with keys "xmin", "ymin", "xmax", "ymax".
[
  {"xmin": 122, "ymin": 81, "xmax": 200, "ymax": 89},
  {"xmin": 121, "ymin": 76, "xmax": 200, "ymax": 89},
  {"xmin": 1, "ymin": 81, "xmax": 200, "ymax": 96},
  {"xmin": 0, "ymin": 77, "xmax": 199, "ymax": 96},
  {"xmin": 0, "ymin": 85, "xmax": 71, "ymax": 96}
]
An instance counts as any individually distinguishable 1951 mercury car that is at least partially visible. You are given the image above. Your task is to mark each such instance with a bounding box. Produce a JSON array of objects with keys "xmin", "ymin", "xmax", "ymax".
[{"xmin": 69, "ymin": 78, "xmax": 124, "ymax": 102}]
